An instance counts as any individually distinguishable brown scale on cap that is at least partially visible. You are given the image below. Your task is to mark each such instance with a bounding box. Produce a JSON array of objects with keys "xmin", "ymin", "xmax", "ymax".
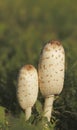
[
  {"xmin": 23, "ymin": 65, "xmax": 33, "ymax": 71},
  {"xmin": 45, "ymin": 47, "xmax": 51, "ymax": 51},
  {"xmin": 50, "ymin": 40, "xmax": 61, "ymax": 46}
]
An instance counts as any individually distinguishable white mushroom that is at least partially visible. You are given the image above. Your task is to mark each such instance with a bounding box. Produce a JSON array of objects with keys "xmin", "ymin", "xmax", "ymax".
[
  {"xmin": 17, "ymin": 64, "xmax": 38, "ymax": 121},
  {"xmin": 38, "ymin": 40, "xmax": 65, "ymax": 122}
]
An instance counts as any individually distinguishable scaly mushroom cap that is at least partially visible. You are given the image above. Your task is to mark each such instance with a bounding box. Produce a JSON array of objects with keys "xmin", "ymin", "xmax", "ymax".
[
  {"xmin": 17, "ymin": 65, "xmax": 38, "ymax": 110},
  {"xmin": 38, "ymin": 40, "xmax": 65, "ymax": 97}
]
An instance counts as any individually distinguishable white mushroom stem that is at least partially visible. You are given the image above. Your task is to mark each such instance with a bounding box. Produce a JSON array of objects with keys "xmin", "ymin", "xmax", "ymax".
[
  {"xmin": 44, "ymin": 95, "xmax": 54, "ymax": 122},
  {"xmin": 25, "ymin": 107, "xmax": 31, "ymax": 121}
]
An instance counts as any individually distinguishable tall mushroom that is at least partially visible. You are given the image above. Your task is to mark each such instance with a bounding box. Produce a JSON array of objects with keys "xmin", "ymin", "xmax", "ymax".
[
  {"xmin": 17, "ymin": 64, "xmax": 38, "ymax": 121},
  {"xmin": 38, "ymin": 40, "xmax": 65, "ymax": 122}
]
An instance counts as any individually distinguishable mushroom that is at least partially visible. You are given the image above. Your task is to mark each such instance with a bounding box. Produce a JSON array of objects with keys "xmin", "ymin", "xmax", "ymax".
[
  {"xmin": 17, "ymin": 64, "xmax": 38, "ymax": 121},
  {"xmin": 38, "ymin": 40, "xmax": 65, "ymax": 122}
]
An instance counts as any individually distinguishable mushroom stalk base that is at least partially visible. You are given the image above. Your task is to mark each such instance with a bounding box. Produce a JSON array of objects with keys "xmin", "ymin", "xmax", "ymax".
[
  {"xmin": 44, "ymin": 95, "xmax": 54, "ymax": 122},
  {"xmin": 25, "ymin": 107, "xmax": 32, "ymax": 121}
]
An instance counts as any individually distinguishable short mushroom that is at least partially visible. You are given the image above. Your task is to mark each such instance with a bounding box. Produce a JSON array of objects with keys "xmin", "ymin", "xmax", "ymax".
[
  {"xmin": 17, "ymin": 64, "xmax": 38, "ymax": 121},
  {"xmin": 38, "ymin": 40, "xmax": 65, "ymax": 122}
]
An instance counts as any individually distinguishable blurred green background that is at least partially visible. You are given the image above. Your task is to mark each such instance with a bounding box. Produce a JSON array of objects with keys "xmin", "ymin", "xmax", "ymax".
[{"xmin": 0, "ymin": 0, "xmax": 77, "ymax": 130}]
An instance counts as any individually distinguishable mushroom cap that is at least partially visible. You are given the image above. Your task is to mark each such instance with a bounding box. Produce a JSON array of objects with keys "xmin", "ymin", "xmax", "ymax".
[
  {"xmin": 17, "ymin": 65, "xmax": 38, "ymax": 110},
  {"xmin": 38, "ymin": 40, "xmax": 65, "ymax": 97}
]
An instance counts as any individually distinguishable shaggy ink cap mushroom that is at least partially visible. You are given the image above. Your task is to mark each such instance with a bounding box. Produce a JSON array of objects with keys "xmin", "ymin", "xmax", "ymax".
[
  {"xmin": 38, "ymin": 40, "xmax": 65, "ymax": 121},
  {"xmin": 17, "ymin": 64, "xmax": 38, "ymax": 121}
]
